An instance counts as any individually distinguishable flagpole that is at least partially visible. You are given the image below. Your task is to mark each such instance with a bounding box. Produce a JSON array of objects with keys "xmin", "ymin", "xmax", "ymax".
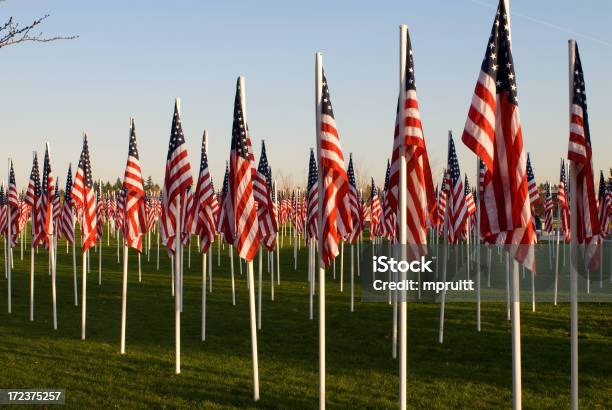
[
  {"xmin": 476, "ymin": 159, "xmax": 481, "ymax": 331},
  {"xmin": 120, "ymin": 242, "xmax": 128, "ymax": 354},
  {"xmin": 398, "ymin": 25, "xmax": 409, "ymax": 410},
  {"xmin": 258, "ymin": 246, "xmax": 262, "ymax": 330},
  {"xmin": 156, "ymin": 219, "xmax": 160, "ymax": 271},
  {"xmin": 315, "ymin": 51, "xmax": 326, "ymax": 410},
  {"xmin": 230, "ymin": 244, "xmax": 236, "ymax": 305},
  {"xmin": 439, "ymin": 133, "xmax": 451, "ymax": 344},
  {"xmin": 202, "ymin": 250, "xmax": 207, "ymax": 341},
  {"xmin": 568, "ymin": 38, "xmax": 579, "ymax": 410},
  {"xmin": 7, "ymin": 160, "xmax": 12, "ymax": 314},
  {"xmin": 30, "ymin": 153, "xmax": 37, "ymax": 320},
  {"xmin": 174, "ymin": 98, "xmax": 183, "ymax": 375},
  {"xmin": 275, "ymin": 180, "xmax": 280, "ymax": 285}
]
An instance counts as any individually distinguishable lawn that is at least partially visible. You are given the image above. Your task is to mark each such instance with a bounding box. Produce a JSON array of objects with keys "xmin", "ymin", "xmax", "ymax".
[{"xmin": 0, "ymin": 230, "xmax": 611, "ymax": 409}]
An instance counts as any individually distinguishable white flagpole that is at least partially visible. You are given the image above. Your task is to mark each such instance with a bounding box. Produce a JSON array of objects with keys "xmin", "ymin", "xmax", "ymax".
[
  {"xmin": 309, "ymin": 238, "xmax": 314, "ymax": 320},
  {"xmin": 175, "ymin": 192, "xmax": 182, "ymax": 374},
  {"xmin": 315, "ymin": 51, "xmax": 327, "ymax": 409},
  {"xmin": 398, "ymin": 26, "xmax": 409, "ymax": 410},
  {"xmin": 208, "ymin": 246, "xmax": 212, "ymax": 295},
  {"xmin": 510, "ymin": 258, "xmax": 522, "ymax": 410},
  {"xmin": 202, "ymin": 250, "xmax": 207, "ymax": 341},
  {"xmin": 217, "ymin": 234, "xmax": 221, "ymax": 266},
  {"xmin": 230, "ymin": 244, "xmax": 236, "ymax": 305},
  {"xmin": 258, "ymin": 246, "xmax": 262, "ymax": 330},
  {"xmin": 7, "ymin": 161, "xmax": 12, "ymax": 314},
  {"xmin": 30, "ymin": 167, "xmax": 37, "ymax": 320},
  {"xmin": 476, "ymin": 159, "xmax": 481, "ymax": 331},
  {"xmin": 275, "ymin": 179, "xmax": 280, "ymax": 286},
  {"xmin": 120, "ymin": 242, "xmax": 128, "ymax": 354},
  {"xmin": 138, "ymin": 252, "xmax": 141, "ymax": 283},
  {"xmin": 340, "ymin": 240, "xmax": 344, "ymax": 292},
  {"xmin": 350, "ymin": 243, "xmax": 354, "ymax": 312},
  {"xmin": 238, "ymin": 75, "xmax": 259, "ymax": 401},
  {"xmin": 156, "ymin": 219, "xmax": 160, "ymax": 271},
  {"xmin": 554, "ymin": 179, "xmax": 561, "ymax": 305},
  {"xmin": 171, "ymin": 254, "xmax": 175, "ymax": 296},
  {"xmin": 568, "ymin": 38, "xmax": 579, "ymax": 410},
  {"xmin": 72, "ymin": 211, "xmax": 78, "ymax": 306},
  {"xmin": 439, "ymin": 132, "xmax": 451, "ymax": 344}
]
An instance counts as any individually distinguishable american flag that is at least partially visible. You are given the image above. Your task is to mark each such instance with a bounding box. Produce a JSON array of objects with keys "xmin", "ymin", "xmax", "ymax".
[
  {"xmin": 180, "ymin": 187, "xmax": 194, "ymax": 246},
  {"xmin": 71, "ymin": 135, "xmax": 97, "ymax": 252},
  {"xmin": 597, "ymin": 171, "xmax": 609, "ymax": 237},
  {"xmin": 39, "ymin": 145, "xmax": 55, "ymax": 246},
  {"xmin": 192, "ymin": 132, "xmax": 217, "ymax": 254},
  {"xmin": 567, "ymin": 41, "xmax": 600, "ymax": 270},
  {"xmin": 52, "ymin": 178, "xmax": 61, "ymax": 233},
  {"xmin": 437, "ymin": 171, "xmax": 448, "ymax": 236},
  {"xmin": 291, "ymin": 190, "xmax": 304, "ymax": 235},
  {"xmin": 122, "ymin": 119, "xmax": 146, "ymax": 251},
  {"xmin": 544, "ymin": 183, "xmax": 554, "ymax": 234},
  {"xmin": 446, "ymin": 135, "xmax": 467, "ymax": 245},
  {"xmin": 346, "ymin": 154, "xmax": 361, "ymax": 244},
  {"xmin": 369, "ymin": 180, "xmax": 381, "ymax": 240},
  {"xmin": 558, "ymin": 159, "xmax": 570, "ymax": 241},
  {"xmin": 59, "ymin": 165, "xmax": 75, "ymax": 244},
  {"xmin": 161, "ymin": 100, "xmax": 193, "ymax": 255},
  {"xmin": 306, "ymin": 149, "xmax": 319, "ymax": 241},
  {"xmin": 253, "ymin": 140, "xmax": 277, "ymax": 251},
  {"xmin": 217, "ymin": 161, "xmax": 233, "ymax": 244},
  {"xmin": 25, "ymin": 154, "xmax": 43, "ymax": 246},
  {"xmin": 96, "ymin": 186, "xmax": 104, "ymax": 241},
  {"xmin": 465, "ymin": 175, "xmax": 476, "ymax": 217},
  {"xmin": 605, "ymin": 180, "xmax": 612, "ymax": 236},
  {"xmin": 7, "ymin": 161, "xmax": 20, "ymax": 246},
  {"xmin": 116, "ymin": 188, "xmax": 126, "ymax": 234},
  {"xmin": 381, "ymin": 159, "xmax": 395, "ymax": 240},
  {"xmin": 526, "ymin": 154, "xmax": 540, "ymax": 207},
  {"xmin": 319, "ymin": 71, "xmax": 352, "ymax": 267},
  {"xmin": 387, "ymin": 29, "xmax": 437, "ymax": 256},
  {"xmin": 222, "ymin": 78, "xmax": 259, "ymax": 261},
  {"xmin": 461, "ymin": 0, "xmax": 534, "ymax": 269}
]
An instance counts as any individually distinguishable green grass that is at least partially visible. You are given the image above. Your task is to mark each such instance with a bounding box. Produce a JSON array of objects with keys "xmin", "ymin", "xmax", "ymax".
[{"xmin": 0, "ymin": 231, "xmax": 611, "ymax": 409}]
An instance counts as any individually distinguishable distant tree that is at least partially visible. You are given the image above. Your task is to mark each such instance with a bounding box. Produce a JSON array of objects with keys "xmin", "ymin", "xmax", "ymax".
[
  {"xmin": 113, "ymin": 177, "xmax": 122, "ymax": 191},
  {"xmin": 0, "ymin": 4, "xmax": 77, "ymax": 49},
  {"xmin": 144, "ymin": 176, "xmax": 154, "ymax": 192}
]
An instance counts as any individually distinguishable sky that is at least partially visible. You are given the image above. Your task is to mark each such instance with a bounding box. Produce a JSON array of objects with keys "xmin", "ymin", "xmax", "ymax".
[{"xmin": 1, "ymin": 0, "xmax": 611, "ymax": 192}]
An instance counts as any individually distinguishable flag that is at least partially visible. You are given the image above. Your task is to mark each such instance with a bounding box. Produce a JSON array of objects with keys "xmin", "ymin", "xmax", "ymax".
[
  {"xmin": 253, "ymin": 141, "xmax": 277, "ymax": 251},
  {"xmin": 7, "ymin": 161, "xmax": 19, "ymax": 246},
  {"xmin": 59, "ymin": 165, "xmax": 75, "ymax": 244},
  {"xmin": 558, "ymin": 159, "xmax": 570, "ymax": 241},
  {"xmin": 369, "ymin": 180, "xmax": 381, "ymax": 240},
  {"xmin": 597, "ymin": 171, "xmax": 609, "ymax": 237},
  {"xmin": 567, "ymin": 41, "xmax": 600, "ymax": 270},
  {"xmin": 446, "ymin": 136, "xmax": 467, "ymax": 244},
  {"xmin": 544, "ymin": 183, "xmax": 554, "ymax": 234},
  {"xmin": 461, "ymin": 0, "xmax": 534, "ymax": 269},
  {"xmin": 161, "ymin": 100, "xmax": 193, "ymax": 255},
  {"xmin": 180, "ymin": 187, "xmax": 194, "ymax": 246},
  {"xmin": 465, "ymin": 175, "xmax": 476, "ymax": 217},
  {"xmin": 192, "ymin": 132, "xmax": 217, "ymax": 254},
  {"xmin": 217, "ymin": 161, "xmax": 233, "ymax": 244},
  {"xmin": 526, "ymin": 154, "xmax": 541, "ymax": 207},
  {"xmin": 306, "ymin": 149, "xmax": 319, "ymax": 242},
  {"xmin": 346, "ymin": 154, "xmax": 361, "ymax": 244},
  {"xmin": 122, "ymin": 119, "xmax": 146, "ymax": 251},
  {"xmin": 26, "ymin": 154, "xmax": 43, "ymax": 246},
  {"xmin": 39, "ymin": 145, "xmax": 55, "ymax": 247},
  {"xmin": 381, "ymin": 159, "xmax": 395, "ymax": 240},
  {"xmin": 387, "ymin": 28, "xmax": 437, "ymax": 256},
  {"xmin": 221, "ymin": 78, "xmax": 259, "ymax": 261},
  {"xmin": 71, "ymin": 135, "xmax": 97, "ymax": 252},
  {"xmin": 437, "ymin": 171, "xmax": 448, "ymax": 236},
  {"xmin": 319, "ymin": 71, "xmax": 352, "ymax": 267}
]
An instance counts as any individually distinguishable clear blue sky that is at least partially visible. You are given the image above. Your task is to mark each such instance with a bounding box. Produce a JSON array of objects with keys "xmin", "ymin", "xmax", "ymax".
[{"xmin": 2, "ymin": 0, "xmax": 611, "ymax": 191}]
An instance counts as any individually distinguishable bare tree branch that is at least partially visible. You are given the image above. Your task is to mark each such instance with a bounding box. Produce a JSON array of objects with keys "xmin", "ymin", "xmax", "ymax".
[{"xmin": 0, "ymin": 13, "xmax": 77, "ymax": 49}]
